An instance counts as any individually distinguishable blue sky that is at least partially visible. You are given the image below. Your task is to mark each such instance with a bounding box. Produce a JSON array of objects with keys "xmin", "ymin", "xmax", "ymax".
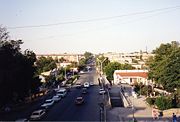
[{"xmin": 0, "ymin": 0, "xmax": 180, "ymax": 54}]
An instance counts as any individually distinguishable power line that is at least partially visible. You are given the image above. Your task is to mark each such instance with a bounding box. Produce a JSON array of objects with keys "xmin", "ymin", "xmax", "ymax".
[{"xmin": 7, "ymin": 5, "xmax": 180, "ymax": 29}]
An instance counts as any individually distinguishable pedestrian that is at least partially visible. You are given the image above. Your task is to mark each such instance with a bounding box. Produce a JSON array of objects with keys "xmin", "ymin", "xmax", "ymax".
[
  {"xmin": 172, "ymin": 113, "xmax": 177, "ymax": 122},
  {"xmin": 152, "ymin": 107, "xmax": 158, "ymax": 120}
]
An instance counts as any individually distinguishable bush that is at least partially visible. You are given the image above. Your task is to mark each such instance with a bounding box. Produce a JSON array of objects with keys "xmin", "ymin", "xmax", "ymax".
[
  {"xmin": 155, "ymin": 96, "xmax": 172, "ymax": 110},
  {"xmin": 146, "ymin": 97, "xmax": 156, "ymax": 106}
]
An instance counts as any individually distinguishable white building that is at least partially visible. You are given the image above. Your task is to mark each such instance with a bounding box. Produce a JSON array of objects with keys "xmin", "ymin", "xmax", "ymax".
[
  {"xmin": 113, "ymin": 70, "xmax": 150, "ymax": 85},
  {"xmin": 36, "ymin": 53, "xmax": 84, "ymax": 63}
]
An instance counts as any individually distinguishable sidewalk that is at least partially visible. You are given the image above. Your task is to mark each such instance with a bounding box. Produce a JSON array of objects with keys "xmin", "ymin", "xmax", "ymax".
[
  {"xmin": 106, "ymin": 85, "xmax": 177, "ymax": 122},
  {"xmin": 127, "ymin": 95, "xmax": 152, "ymax": 118}
]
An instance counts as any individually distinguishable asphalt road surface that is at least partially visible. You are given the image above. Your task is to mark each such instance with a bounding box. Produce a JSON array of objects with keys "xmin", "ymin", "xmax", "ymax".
[
  {"xmin": 42, "ymin": 68, "xmax": 102, "ymax": 121},
  {"xmin": 0, "ymin": 68, "xmax": 103, "ymax": 121}
]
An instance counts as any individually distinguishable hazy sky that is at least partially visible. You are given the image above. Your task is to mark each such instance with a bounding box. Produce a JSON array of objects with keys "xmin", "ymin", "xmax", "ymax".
[{"xmin": 1, "ymin": 0, "xmax": 180, "ymax": 54}]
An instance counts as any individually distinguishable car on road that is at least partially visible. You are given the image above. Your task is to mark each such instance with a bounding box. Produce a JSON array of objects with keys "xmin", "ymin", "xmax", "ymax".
[
  {"xmin": 56, "ymin": 88, "xmax": 67, "ymax": 97},
  {"xmin": 79, "ymin": 71, "xmax": 85, "ymax": 74},
  {"xmin": 82, "ymin": 88, "xmax": 88, "ymax": 94},
  {"xmin": 41, "ymin": 99, "xmax": 54, "ymax": 108},
  {"xmin": 99, "ymin": 88, "xmax": 106, "ymax": 95},
  {"xmin": 84, "ymin": 82, "xmax": 90, "ymax": 88},
  {"xmin": 90, "ymin": 82, "xmax": 94, "ymax": 86},
  {"xmin": 75, "ymin": 97, "xmax": 84, "ymax": 105},
  {"xmin": 75, "ymin": 83, "xmax": 82, "ymax": 88},
  {"xmin": 30, "ymin": 109, "xmax": 45, "ymax": 120},
  {"xmin": 52, "ymin": 95, "xmax": 61, "ymax": 102}
]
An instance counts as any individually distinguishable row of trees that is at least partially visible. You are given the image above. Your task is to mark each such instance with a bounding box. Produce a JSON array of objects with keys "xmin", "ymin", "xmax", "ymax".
[
  {"xmin": 96, "ymin": 55, "xmax": 134, "ymax": 81},
  {"xmin": 0, "ymin": 27, "xmax": 42, "ymax": 107},
  {"xmin": 36, "ymin": 52, "xmax": 93, "ymax": 88}
]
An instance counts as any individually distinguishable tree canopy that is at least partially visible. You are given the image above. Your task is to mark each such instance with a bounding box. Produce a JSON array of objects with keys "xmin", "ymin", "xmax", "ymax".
[
  {"xmin": 104, "ymin": 62, "xmax": 134, "ymax": 81},
  {"xmin": 0, "ymin": 26, "xmax": 41, "ymax": 106},
  {"xmin": 36, "ymin": 56, "xmax": 57, "ymax": 74},
  {"xmin": 148, "ymin": 41, "xmax": 180, "ymax": 91}
]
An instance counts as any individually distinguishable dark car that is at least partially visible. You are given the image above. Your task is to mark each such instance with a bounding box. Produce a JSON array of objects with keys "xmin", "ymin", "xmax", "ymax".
[
  {"xmin": 82, "ymin": 88, "xmax": 88, "ymax": 94},
  {"xmin": 75, "ymin": 97, "xmax": 84, "ymax": 105}
]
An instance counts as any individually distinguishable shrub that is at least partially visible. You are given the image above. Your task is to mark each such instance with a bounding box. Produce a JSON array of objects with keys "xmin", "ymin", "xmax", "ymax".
[
  {"xmin": 155, "ymin": 96, "xmax": 172, "ymax": 110},
  {"xmin": 146, "ymin": 97, "xmax": 156, "ymax": 106}
]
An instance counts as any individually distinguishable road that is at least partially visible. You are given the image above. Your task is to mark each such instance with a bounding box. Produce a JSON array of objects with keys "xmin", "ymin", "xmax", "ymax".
[
  {"xmin": 0, "ymin": 67, "xmax": 103, "ymax": 121},
  {"xmin": 42, "ymin": 68, "xmax": 102, "ymax": 121}
]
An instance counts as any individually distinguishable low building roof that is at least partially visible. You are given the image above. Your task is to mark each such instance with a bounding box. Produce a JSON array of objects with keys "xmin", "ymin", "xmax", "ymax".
[{"xmin": 114, "ymin": 70, "xmax": 148, "ymax": 78}]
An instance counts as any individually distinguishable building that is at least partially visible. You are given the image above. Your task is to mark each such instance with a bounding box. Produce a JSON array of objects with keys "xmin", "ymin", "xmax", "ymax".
[
  {"xmin": 103, "ymin": 52, "xmax": 154, "ymax": 69},
  {"xmin": 113, "ymin": 70, "xmax": 151, "ymax": 85},
  {"xmin": 36, "ymin": 53, "xmax": 84, "ymax": 63}
]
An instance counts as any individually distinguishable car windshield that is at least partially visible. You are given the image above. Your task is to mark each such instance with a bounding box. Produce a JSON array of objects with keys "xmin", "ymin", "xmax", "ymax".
[
  {"xmin": 32, "ymin": 112, "xmax": 39, "ymax": 115},
  {"xmin": 45, "ymin": 100, "xmax": 52, "ymax": 103},
  {"xmin": 77, "ymin": 97, "xmax": 82, "ymax": 100}
]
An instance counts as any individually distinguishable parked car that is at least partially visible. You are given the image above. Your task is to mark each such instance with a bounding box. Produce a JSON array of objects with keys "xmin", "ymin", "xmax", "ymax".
[
  {"xmin": 75, "ymin": 97, "xmax": 84, "ymax": 105},
  {"xmin": 30, "ymin": 110, "xmax": 45, "ymax": 120},
  {"xmin": 99, "ymin": 88, "xmax": 106, "ymax": 95},
  {"xmin": 41, "ymin": 99, "xmax": 54, "ymax": 108},
  {"xmin": 52, "ymin": 95, "xmax": 61, "ymax": 102},
  {"xmin": 56, "ymin": 88, "xmax": 67, "ymax": 97}
]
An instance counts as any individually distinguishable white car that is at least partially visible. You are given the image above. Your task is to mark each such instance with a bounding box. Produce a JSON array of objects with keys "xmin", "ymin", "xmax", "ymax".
[
  {"xmin": 41, "ymin": 99, "xmax": 54, "ymax": 108},
  {"xmin": 90, "ymin": 82, "xmax": 94, "ymax": 86},
  {"xmin": 84, "ymin": 82, "xmax": 90, "ymax": 88},
  {"xmin": 52, "ymin": 95, "xmax": 61, "ymax": 102},
  {"xmin": 99, "ymin": 88, "xmax": 106, "ymax": 95},
  {"xmin": 30, "ymin": 109, "xmax": 45, "ymax": 120},
  {"xmin": 56, "ymin": 88, "xmax": 67, "ymax": 97}
]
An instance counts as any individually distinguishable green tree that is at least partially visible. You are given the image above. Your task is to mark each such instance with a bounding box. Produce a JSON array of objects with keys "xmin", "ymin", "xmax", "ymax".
[
  {"xmin": 104, "ymin": 62, "xmax": 122, "ymax": 81},
  {"xmin": 36, "ymin": 56, "xmax": 57, "ymax": 74},
  {"xmin": 0, "ymin": 26, "xmax": 41, "ymax": 106},
  {"xmin": 59, "ymin": 57, "xmax": 66, "ymax": 63},
  {"xmin": 147, "ymin": 41, "xmax": 180, "ymax": 92},
  {"xmin": 161, "ymin": 48, "xmax": 180, "ymax": 91},
  {"xmin": 84, "ymin": 51, "xmax": 93, "ymax": 60},
  {"xmin": 155, "ymin": 96, "xmax": 172, "ymax": 110},
  {"xmin": 104, "ymin": 62, "xmax": 134, "ymax": 81}
]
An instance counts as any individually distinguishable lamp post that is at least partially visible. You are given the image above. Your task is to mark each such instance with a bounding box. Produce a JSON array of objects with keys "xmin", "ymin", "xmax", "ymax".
[
  {"xmin": 97, "ymin": 57, "xmax": 107, "ymax": 75},
  {"xmin": 64, "ymin": 66, "xmax": 67, "ymax": 80},
  {"xmin": 132, "ymin": 104, "xmax": 135, "ymax": 122}
]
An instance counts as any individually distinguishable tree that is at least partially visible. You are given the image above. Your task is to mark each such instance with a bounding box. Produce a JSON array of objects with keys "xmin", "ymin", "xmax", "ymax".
[
  {"xmin": 104, "ymin": 62, "xmax": 134, "ymax": 81},
  {"xmin": 0, "ymin": 26, "xmax": 9, "ymax": 42},
  {"xmin": 59, "ymin": 57, "xmax": 66, "ymax": 63},
  {"xmin": 84, "ymin": 51, "xmax": 93, "ymax": 60},
  {"xmin": 104, "ymin": 62, "xmax": 122, "ymax": 81},
  {"xmin": 155, "ymin": 96, "xmax": 172, "ymax": 110},
  {"xmin": 0, "ymin": 26, "xmax": 41, "ymax": 106},
  {"xmin": 161, "ymin": 47, "xmax": 180, "ymax": 91},
  {"xmin": 147, "ymin": 41, "xmax": 180, "ymax": 92},
  {"xmin": 36, "ymin": 56, "xmax": 57, "ymax": 74}
]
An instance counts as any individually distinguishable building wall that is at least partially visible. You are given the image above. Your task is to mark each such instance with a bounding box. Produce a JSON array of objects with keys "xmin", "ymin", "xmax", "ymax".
[
  {"xmin": 113, "ymin": 70, "xmax": 149, "ymax": 85},
  {"xmin": 36, "ymin": 54, "xmax": 84, "ymax": 63}
]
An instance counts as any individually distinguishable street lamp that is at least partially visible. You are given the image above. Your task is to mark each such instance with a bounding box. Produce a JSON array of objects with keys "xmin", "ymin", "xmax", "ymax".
[
  {"xmin": 97, "ymin": 57, "xmax": 107, "ymax": 75},
  {"xmin": 64, "ymin": 66, "xmax": 67, "ymax": 80},
  {"xmin": 132, "ymin": 104, "xmax": 135, "ymax": 122}
]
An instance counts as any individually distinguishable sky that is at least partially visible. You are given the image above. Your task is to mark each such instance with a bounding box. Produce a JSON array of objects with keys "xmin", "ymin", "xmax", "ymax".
[{"xmin": 0, "ymin": 0, "xmax": 180, "ymax": 54}]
